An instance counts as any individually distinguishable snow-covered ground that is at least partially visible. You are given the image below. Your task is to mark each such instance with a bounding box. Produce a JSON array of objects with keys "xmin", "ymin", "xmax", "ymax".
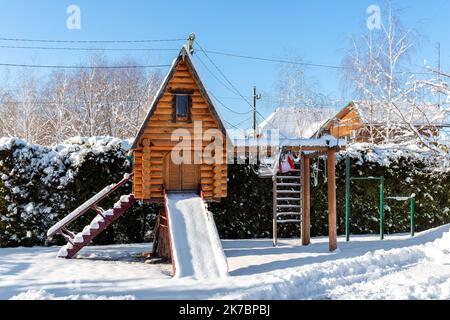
[{"xmin": 1, "ymin": 224, "xmax": 450, "ymax": 300}]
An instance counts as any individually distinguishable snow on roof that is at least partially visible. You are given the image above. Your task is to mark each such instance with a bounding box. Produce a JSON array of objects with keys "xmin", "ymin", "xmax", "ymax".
[
  {"xmin": 258, "ymin": 107, "xmax": 335, "ymax": 139},
  {"xmin": 353, "ymin": 101, "xmax": 446, "ymax": 126},
  {"xmin": 229, "ymin": 134, "xmax": 342, "ymax": 148}
]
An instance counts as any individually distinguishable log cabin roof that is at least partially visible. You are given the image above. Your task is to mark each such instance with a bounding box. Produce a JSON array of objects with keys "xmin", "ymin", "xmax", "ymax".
[{"xmin": 131, "ymin": 46, "xmax": 227, "ymax": 149}]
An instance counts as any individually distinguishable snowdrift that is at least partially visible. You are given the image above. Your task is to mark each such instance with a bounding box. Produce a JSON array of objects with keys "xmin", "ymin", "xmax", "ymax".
[
  {"xmin": 166, "ymin": 193, "xmax": 228, "ymax": 279},
  {"xmin": 1, "ymin": 223, "xmax": 450, "ymax": 299}
]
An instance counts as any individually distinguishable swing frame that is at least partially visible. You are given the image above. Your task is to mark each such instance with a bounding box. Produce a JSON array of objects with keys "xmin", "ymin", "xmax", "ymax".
[
  {"xmin": 275, "ymin": 145, "xmax": 339, "ymax": 251},
  {"xmin": 385, "ymin": 194, "xmax": 416, "ymax": 237}
]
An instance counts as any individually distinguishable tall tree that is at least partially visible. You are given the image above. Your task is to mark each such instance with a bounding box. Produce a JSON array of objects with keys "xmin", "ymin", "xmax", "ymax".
[{"xmin": 341, "ymin": 1, "xmax": 433, "ymax": 144}]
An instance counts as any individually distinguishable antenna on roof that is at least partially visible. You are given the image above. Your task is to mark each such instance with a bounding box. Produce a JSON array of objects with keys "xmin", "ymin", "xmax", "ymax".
[{"xmin": 188, "ymin": 33, "xmax": 196, "ymax": 54}]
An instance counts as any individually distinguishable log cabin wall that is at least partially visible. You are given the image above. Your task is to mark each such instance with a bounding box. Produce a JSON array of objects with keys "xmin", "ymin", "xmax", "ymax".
[
  {"xmin": 132, "ymin": 51, "xmax": 227, "ymax": 202},
  {"xmin": 329, "ymin": 108, "xmax": 363, "ymax": 139}
]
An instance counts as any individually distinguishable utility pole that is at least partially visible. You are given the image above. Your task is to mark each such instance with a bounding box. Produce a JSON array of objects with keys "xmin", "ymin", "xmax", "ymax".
[{"xmin": 253, "ymin": 86, "xmax": 261, "ymax": 138}]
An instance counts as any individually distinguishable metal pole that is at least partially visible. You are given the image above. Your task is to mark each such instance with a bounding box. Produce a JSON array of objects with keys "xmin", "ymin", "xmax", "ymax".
[
  {"xmin": 272, "ymin": 175, "xmax": 278, "ymax": 247},
  {"xmin": 345, "ymin": 156, "xmax": 351, "ymax": 241},
  {"xmin": 437, "ymin": 42, "xmax": 441, "ymax": 107},
  {"xmin": 379, "ymin": 176, "xmax": 385, "ymax": 240},
  {"xmin": 252, "ymin": 86, "xmax": 261, "ymax": 139},
  {"xmin": 253, "ymin": 86, "xmax": 257, "ymax": 138},
  {"xmin": 410, "ymin": 195, "xmax": 415, "ymax": 237}
]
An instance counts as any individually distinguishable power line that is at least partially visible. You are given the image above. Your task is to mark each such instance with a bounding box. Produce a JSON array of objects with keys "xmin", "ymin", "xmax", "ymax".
[
  {"xmin": 195, "ymin": 41, "xmax": 290, "ymax": 139},
  {"xmin": 0, "ymin": 37, "xmax": 186, "ymax": 44},
  {"xmin": 3, "ymin": 98, "xmax": 150, "ymax": 106},
  {"xmin": 204, "ymin": 49, "xmax": 345, "ymax": 70},
  {"xmin": 234, "ymin": 116, "xmax": 253, "ymax": 127},
  {"xmin": 195, "ymin": 54, "xmax": 239, "ymax": 96},
  {"xmin": 196, "ymin": 42, "xmax": 290, "ymax": 139},
  {"xmin": 222, "ymin": 117, "xmax": 253, "ymax": 130},
  {"xmin": 0, "ymin": 63, "xmax": 171, "ymax": 69},
  {"xmin": 209, "ymin": 90, "xmax": 252, "ymax": 115},
  {"xmin": 0, "ymin": 40, "xmax": 434, "ymax": 76},
  {"xmin": 203, "ymin": 48, "xmax": 435, "ymax": 76},
  {"xmin": 194, "ymin": 49, "xmax": 253, "ymax": 116},
  {"xmin": 223, "ymin": 119, "xmax": 243, "ymax": 130},
  {"xmin": 0, "ymin": 44, "xmax": 179, "ymax": 52},
  {"xmin": 195, "ymin": 41, "xmax": 253, "ymax": 108},
  {"xmin": 195, "ymin": 51, "xmax": 256, "ymax": 117}
]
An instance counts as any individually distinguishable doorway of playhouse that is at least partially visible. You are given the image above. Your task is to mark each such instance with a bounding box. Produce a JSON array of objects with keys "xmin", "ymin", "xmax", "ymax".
[{"xmin": 164, "ymin": 152, "xmax": 200, "ymax": 192}]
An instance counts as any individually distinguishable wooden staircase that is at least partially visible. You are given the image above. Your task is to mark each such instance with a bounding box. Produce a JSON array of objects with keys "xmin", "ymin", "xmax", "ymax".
[
  {"xmin": 57, "ymin": 195, "xmax": 136, "ymax": 258},
  {"xmin": 47, "ymin": 173, "xmax": 136, "ymax": 259}
]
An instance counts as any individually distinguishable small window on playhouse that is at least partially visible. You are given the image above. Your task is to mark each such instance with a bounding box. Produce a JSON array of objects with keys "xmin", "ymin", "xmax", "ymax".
[{"xmin": 172, "ymin": 90, "xmax": 193, "ymax": 122}]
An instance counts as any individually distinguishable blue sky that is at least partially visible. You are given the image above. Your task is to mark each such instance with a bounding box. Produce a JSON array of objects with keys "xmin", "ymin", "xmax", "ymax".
[{"xmin": 0, "ymin": 0, "xmax": 449, "ymax": 128}]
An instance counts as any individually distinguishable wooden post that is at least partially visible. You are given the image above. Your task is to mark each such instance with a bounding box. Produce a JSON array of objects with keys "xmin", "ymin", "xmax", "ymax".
[
  {"xmin": 327, "ymin": 149, "xmax": 337, "ymax": 252},
  {"xmin": 301, "ymin": 156, "xmax": 311, "ymax": 245}
]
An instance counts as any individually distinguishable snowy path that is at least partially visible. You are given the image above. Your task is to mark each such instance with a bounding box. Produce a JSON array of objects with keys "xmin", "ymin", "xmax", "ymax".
[
  {"xmin": 166, "ymin": 193, "xmax": 228, "ymax": 279},
  {"xmin": 1, "ymin": 224, "xmax": 449, "ymax": 300}
]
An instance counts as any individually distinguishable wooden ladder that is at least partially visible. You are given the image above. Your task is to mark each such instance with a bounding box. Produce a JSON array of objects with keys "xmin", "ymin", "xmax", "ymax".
[{"xmin": 272, "ymin": 166, "xmax": 302, "ymax": 246}]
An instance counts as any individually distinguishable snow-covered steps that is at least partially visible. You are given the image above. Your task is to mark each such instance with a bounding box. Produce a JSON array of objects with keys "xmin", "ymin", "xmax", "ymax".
[{"xmin": 57, "ymin": 195, "xmax": 136, "ymax": 259}]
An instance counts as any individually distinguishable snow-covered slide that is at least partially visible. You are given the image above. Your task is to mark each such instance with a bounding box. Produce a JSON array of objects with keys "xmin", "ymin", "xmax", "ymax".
[{"xmin": 165, "ymin": 193, "xmax": 229, "ymax": 279}]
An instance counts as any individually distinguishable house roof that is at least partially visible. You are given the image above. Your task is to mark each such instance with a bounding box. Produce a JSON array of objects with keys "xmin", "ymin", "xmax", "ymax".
[
  {"xmin": 131, "ymin": 46, "xmax": 227, "ymax": 149},
  {"xmin": 258, "ymin": 107, "xmax": 335, "ymax": 140},
  {"xmin": 317, "ymin": 100, "xmax": 447, "ymax": 136},
  {"xmin": 354, "ymin": 101, "xmax": 446, "ymax": 126}
]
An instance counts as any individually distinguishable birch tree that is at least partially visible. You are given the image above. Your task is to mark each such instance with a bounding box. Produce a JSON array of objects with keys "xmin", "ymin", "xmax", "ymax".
[
  {"xmin": 0, "ymin": 55, "xmax": 162, "ymax": 145},
  {"xmin": 341, "ymin": 1, "xmax": 430, "ymax": 144},
  {"xmin": 275, "ymin": 55, "xmax": 329, "ymax": 110}
]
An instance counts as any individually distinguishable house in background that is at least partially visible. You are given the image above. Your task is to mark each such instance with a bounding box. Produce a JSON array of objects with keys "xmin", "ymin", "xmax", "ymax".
[
  {"xmin": 257, "ymin": 107, "xmax": 335, "ymax": 140},
  {"xmin": 314, "ymin": 101, "xmax": 447, "ymax": 143}
]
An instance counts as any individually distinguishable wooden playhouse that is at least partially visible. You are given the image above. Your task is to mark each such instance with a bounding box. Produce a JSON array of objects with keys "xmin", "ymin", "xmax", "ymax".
[
  {"xmin": 130, "ymin": 46, "xmax": 228, "ymax": 202},
  {"xmin": 47, "ymin": 42, "xmax": 339, "ymax": 264},
  {"xmin": 47, "ymin": 45, "xmax": 229, "ymax": 261},
  {"xmin": 129, "ymin": 45, "xmax": 230, "ymax": 259}
]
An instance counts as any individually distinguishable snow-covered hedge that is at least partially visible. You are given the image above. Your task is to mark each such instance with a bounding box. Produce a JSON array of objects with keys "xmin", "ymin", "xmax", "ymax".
[
  {"xmin": 1, "ymin": 137, "xmax": 449, "ymax": 247},
  {"xmin": 0, "ymin": 137, "xmax": 158, "ymax": 247},
  {"xmin": 211, "ymin": 144, "xmax": 450, "ymax": 239},
  {"xmin": 329, "ymin": 143, "xmax": 450, "ymax": 236}
]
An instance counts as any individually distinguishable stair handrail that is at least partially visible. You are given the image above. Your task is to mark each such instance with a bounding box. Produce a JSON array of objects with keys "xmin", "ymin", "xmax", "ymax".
[{"xmin": 47, "ymin": 172, "xmax": 134, "ymax": 238}]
